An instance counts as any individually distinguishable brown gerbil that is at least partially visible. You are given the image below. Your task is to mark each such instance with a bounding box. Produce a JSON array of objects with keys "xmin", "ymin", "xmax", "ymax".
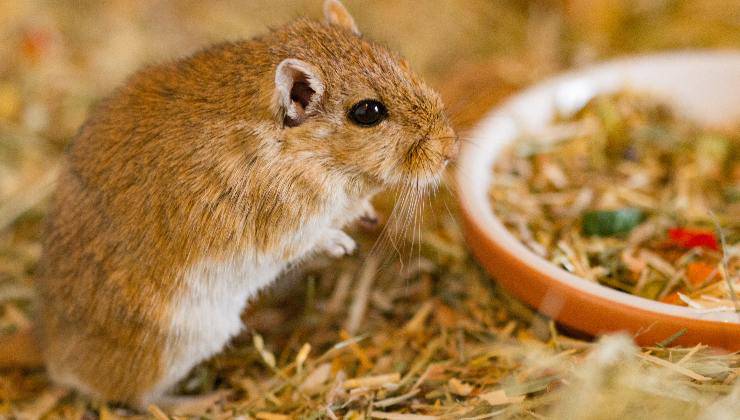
[{"xmin": 4, "ymin": 0, "xmax": 457, "ymax": 408}]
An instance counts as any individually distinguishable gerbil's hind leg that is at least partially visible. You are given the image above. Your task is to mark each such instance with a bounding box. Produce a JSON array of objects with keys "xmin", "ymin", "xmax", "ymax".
[
  {"xmin": 317, "ymin": 228, "xmax": 356, "ymax": 257},
  {"xmin": 42, "ymin": 322, "xmax": 167, "ymax": 409}
]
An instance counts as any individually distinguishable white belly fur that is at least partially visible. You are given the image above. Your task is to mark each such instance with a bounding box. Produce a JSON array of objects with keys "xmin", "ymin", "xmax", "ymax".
[
  {"xmin": 146, "ymin": 254, "xmax": 283, "ymax": 403},
  {"xmin": 144, "ymin": 204, "xmax": 346, "ymax": 403}
]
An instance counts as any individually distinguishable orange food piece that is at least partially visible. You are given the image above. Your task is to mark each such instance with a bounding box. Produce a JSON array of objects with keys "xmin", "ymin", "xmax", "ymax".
[
  {"xmin": 660, "ymin": 292, "xmax": 683, "ymax": 305},
  {"xmin": 686, "ymin": 262, "xmax": 716, "ymax": 287}
]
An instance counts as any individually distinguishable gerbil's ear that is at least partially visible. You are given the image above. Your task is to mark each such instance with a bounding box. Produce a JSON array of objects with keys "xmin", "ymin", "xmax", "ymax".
[
  {"xmin": 274, "ymin": 59, "xmax": 325, "ymax": 127},
  {"xmin": 323, "ymin": 0, "xmax": 360, "ymax": 35}
]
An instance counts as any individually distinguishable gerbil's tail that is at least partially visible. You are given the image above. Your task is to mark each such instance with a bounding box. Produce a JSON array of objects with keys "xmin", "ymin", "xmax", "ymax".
[{"xmin": 0, "ymin": 328, "xmax": 43, "ymax": 368}]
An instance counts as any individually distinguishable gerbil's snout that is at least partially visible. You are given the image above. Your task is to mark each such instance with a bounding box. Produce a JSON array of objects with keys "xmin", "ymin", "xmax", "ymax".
[
  {"xmin": 431, "ymin": 126, "xmax": 459, "ymax": 166},
  {"xmin": 403, "ymin": 125, "xmax": 458, "ymax": 186},
  {"xmin": 440, "ymin": 130, "xmax": 460, "ymax": 164}
]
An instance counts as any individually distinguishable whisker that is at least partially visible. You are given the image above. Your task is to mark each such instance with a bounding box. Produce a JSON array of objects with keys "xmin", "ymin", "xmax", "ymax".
[
  {"xmin": 388, "ymin": 183, "xmax": 415, "ymax": 269},
  {"xmin": 419, "ymin": 181, "xmax": 426, "ymax": 272},
  {"xmin": 441, "ymin": 190, "xmax": 457, "ymax": 224},
  {"xmin": 367, "ymin": 186, "xmax": 406, "ymax": 264},
  {"xmin": 403, "ymin": 185, "xmax": 414, "ymax": 270},
  {"xmin": 457, "ymin": 136, "xmax": 486, "ymax": 150}
]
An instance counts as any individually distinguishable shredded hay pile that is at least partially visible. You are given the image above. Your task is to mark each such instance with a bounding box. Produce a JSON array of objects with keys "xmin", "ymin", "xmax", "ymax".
[
  {"xmin": 489, "ymin": 92, "xmax": 739, "ymax": 308},
  {"xmin": 1, "ymin": 1, "xmax": 739, "ymax": 418}
]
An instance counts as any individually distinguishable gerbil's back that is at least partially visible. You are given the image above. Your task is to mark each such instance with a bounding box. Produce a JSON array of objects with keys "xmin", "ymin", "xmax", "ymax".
[{"xmin": 37, "ymin": 39, "xmax": 274, "ymax": 295}]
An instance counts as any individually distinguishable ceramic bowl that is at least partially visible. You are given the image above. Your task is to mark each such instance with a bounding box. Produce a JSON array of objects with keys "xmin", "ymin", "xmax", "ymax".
[{"xmin": 456, "ymin": 51, "xmax": 740, "ymax": 350}]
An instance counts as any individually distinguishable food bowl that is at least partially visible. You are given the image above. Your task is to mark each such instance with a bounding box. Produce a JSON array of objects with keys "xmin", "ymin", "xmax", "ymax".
[{"xmin": 456, "ymin": 51, "xmax": 740, "ymax": 350}]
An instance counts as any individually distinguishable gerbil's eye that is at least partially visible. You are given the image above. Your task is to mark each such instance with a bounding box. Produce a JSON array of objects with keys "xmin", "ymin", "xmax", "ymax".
[{"xmin": 348, "ymin": 100, "xmax": 388, "ymax": 127}]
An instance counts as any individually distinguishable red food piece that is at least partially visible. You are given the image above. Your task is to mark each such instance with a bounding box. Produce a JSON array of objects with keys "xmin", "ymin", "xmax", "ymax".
[{"xmin": 667, "ymin": 228, "xmax": 719, "ymax": 251}]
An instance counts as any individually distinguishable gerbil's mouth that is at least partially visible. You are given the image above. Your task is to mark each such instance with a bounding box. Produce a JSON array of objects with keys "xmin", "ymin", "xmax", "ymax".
[
  {"xmin": 398, "ymin": 133, "xmax": 457, "ymax": 185},
  {"xmin": 397, "ymin": 163, "xmax": 446, "ymax": 191}
]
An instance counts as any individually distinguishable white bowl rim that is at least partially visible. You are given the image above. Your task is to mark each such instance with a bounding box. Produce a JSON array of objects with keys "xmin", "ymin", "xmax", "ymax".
[{"xmin": 457, "ymin": 50, "xmax": 740, "ymax": 325}]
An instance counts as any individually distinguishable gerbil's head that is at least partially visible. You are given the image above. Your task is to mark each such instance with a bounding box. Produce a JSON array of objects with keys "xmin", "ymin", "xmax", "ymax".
[{"xmin": 270, "ymin": 0, "xmax": 457, "ymax": 191}]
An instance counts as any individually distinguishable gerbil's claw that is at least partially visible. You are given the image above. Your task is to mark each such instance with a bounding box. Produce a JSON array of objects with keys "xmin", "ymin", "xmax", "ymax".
[
  {"xmin": 320, "ymin": 229, "xmax": 357, "ymax": 257},
  {"xmin": 359, "ymin": 214, "xmax": 379, "ymax": 230}
]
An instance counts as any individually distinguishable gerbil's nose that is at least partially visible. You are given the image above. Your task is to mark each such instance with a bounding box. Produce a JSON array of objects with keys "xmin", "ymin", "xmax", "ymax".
[{"xmin": 440, "ymin": 130, "xmax": 459, "ymax": 163}]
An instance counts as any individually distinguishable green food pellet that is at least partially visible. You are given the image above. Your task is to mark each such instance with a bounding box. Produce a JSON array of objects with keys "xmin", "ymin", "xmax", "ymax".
[{"xmin": 582, "ymin": 208, "xmax": 645, "ymax": 237}]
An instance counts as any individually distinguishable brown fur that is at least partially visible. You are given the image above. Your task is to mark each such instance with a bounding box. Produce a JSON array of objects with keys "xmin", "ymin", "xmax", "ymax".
[{"xmin": 10, "ymin": 1, "xmax": 456, "ymax": 407}]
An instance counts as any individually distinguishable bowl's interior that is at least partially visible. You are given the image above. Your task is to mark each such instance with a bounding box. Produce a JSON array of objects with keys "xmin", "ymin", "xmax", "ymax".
[{"xmin": 457, "ymin": 51, "xmax": 740, "ymax": 324}]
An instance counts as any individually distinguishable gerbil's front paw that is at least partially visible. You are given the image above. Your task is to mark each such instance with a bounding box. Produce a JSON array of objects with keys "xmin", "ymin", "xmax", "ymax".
[
  {"xmin": 358, "ymin": 200, "xmax": 379, "ymax": 230},
  {"xmin": 319, "ymin": 229, "xmax": 356, "ymax": 257}
]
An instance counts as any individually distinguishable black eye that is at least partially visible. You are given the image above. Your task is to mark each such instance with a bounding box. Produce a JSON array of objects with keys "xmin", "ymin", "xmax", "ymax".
[{"xmin": 348, "ymin": 99, "xmax": 388, "ymax": 127}]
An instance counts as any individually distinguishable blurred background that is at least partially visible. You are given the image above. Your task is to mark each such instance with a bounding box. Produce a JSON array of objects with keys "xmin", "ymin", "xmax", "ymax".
[{"xmin": 1, "ymin": 0, "xmax": 739, "ymax": 416}]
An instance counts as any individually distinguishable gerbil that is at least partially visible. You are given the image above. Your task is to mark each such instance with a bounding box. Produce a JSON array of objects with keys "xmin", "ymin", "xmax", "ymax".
[{"xmin": 2, "ymin": 0, "xmax": 457, "ymax": 408}]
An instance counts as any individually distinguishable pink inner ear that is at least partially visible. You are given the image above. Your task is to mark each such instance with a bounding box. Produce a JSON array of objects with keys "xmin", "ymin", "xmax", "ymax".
[
  {"xmin": 290, "ymin": 74, "xmax": 315, "ymax": 112},
  {"xmin": 285, "ymin": 73, "xmax": 316, "ymax": 127}
]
